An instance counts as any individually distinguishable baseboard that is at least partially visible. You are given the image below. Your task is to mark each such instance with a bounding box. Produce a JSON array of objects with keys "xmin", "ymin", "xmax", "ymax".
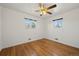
[
  {"xmin": 2, "ymin": 38, "xmax": 43, "ymax": 49},
  {"xmin": 2, "ymin": 38, "xmax": 79, "ymax": 50},
  {"xmin": 47, "ymin": 38, "xmax": 79, "ymax": 49}
]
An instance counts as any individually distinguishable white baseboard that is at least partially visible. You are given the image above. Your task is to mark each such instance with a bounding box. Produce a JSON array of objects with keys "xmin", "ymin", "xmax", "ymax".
[
  {"xmin": 47, "ymin": 38, "xmax": 79, "ymax": 49},
  {"xmin": 2, "ymin": 38, "xmax": 43, "ymax": 49}
]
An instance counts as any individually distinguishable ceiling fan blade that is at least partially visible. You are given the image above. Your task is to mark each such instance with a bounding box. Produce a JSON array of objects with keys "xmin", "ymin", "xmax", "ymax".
[
  {"xmin": 39, "ymin": 3, "xmax": 45, "ymax": 8},
  {"xmin": 47, "ymin": 12, "xmax": 52, "ymax": 14},
  {"xmin": 39, "ymin": 3, "xmax": 42, "ymax": 7},
  {"xmin": 47, "ymin": 4, "xmax": 57, "ymax": 10},
  {"xmin": 43, "ymin": 3, "xmax": 45, "ymax": 8}
]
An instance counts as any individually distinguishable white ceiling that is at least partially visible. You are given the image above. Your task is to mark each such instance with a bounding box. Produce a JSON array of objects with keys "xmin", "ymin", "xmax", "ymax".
[{"xmin": 0, "ymin": 3, "xmax": 79, "ymax": 19}]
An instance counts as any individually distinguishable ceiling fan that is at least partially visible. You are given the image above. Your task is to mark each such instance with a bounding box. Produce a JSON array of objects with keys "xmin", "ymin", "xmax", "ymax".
[{"xmin": 35, "ymin": 3, "xmax": 57, "ymax": 16}]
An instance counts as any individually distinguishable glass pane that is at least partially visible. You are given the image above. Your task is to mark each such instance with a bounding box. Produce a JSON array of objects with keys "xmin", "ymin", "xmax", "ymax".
[
  {"xmin": 53, "ymin": 18, "xmax": 63, "ymax": 28},
  {"xmin": 25, "ymin": 18, "xmax": 36, "ymax": 29}
]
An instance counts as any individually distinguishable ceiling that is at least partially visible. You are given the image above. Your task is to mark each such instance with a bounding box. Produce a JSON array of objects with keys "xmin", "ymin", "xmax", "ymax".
[{"xmin": 0, "ymin": 3, "xmax": 79, "ymax": 19}]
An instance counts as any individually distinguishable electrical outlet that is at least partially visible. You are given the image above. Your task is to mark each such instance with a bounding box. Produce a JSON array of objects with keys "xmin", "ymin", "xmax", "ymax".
[
  {"xmin": 28, "ymin": 38, "xmax": 31, "ymax": 40},
  {"xmin": 55, "ymin": 38, "xmax": 58, "ymax": 40}
]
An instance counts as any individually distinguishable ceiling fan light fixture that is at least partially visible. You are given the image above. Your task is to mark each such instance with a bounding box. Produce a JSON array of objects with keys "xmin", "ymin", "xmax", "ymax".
[
  {"xmin": 40, "ymin": 8, "xmax": 48, "ymax": 15},
  {"xmin": 36, "ymin": 3, "xmax": 57, "ymax": 16},
  {"xmin": 43, "ymin": 11, "xmax": 47, "ymax": 15},
  {"xmin": 40, "ymin": 10, "xmax": 47, "ymax": 15},
  {"xmin": 40, "ymin": 11, "xmax": 43, "ymax": 14}
]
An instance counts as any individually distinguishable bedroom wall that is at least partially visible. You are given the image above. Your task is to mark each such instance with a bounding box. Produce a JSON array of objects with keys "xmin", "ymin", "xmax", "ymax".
[
  {"xmin": 46, "ymin": 8, "xmax": 79, "ymax": 48},
  {"xmin": 2, "ymin": 7, "xmax": 44, "ymax": 49},
  {"xmin": 0, "ymin": 6, "xmax": 2, "ymax": 50}
]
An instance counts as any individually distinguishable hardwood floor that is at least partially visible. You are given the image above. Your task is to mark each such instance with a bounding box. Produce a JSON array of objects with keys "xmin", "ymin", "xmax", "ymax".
[{"xmin": 0, "ymin": 39, "xmax": 79, "ymax": 56}]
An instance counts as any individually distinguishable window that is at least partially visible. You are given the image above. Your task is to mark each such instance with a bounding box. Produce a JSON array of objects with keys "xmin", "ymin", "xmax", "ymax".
[
  {"xmin": 25, "ymin": 18, "xmax": 36, "ymax": 29},
  {"xmin": 52, "ymin": 18, "xmax": 63, "ymax": 28}
]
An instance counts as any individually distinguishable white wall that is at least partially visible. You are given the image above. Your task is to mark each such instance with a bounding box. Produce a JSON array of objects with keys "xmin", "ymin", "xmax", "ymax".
[
  {"xmin": 0, "ymin": 6, "xmax": 2, "ymax": 50},
  {"xmin": 46, "ymin": 8, "xmax": 79, "ymax": 48},
  {"xmin": 2, "ymin": 7, "xmax": 44, "ymax": 49}
]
